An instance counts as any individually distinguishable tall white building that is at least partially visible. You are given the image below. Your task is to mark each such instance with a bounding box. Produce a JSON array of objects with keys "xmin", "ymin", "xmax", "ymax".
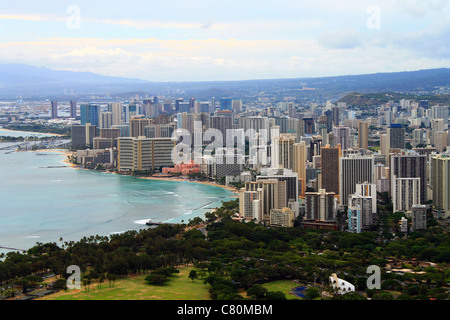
[{"xmin": 391, "ymin": 176, "xmax": 421, "ymax": 213}]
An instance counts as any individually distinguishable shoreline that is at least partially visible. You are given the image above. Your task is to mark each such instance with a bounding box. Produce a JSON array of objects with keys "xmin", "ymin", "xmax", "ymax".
[
  {"xmin": 0, "ymin": 127, "xmax": 63, "ymax": 137},
  {"xmin": 139, "ymin": 175, "xmax": 239, "ymax": 195},
  {"xmin": 30, "ymin": 148, "xmax": 238, "ymax": 195}
]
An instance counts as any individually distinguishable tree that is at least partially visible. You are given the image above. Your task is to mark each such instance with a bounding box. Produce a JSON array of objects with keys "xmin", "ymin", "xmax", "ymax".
[
  {"xmin": 145, "ymin": 273, "xmax": 169, "ymax": 285},
  {"xmin": 188, "ymin": 270, "xmax": 198, "ymax": 282},
  {"xmin": 247, "ymin": 284, "xmax": 268, "ymax": 300},
  {"xmin": 305, "ymin": 286, "xmax": 321, "ymax": 300}
]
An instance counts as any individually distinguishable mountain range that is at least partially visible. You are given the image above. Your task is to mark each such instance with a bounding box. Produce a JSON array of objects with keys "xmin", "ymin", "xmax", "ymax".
[{"xmin": 0, "ymin": 63, "xmax": 449, "ymax": 100}]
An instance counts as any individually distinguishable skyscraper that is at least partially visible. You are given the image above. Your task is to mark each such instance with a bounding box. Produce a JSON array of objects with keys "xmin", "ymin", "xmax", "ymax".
[
  {"xmin": 321, "ymin": 144, "xmax": 341, "ymax": 195},
  {"xmin": 109, "ymin": 102, "xmax": 122, "ymax": 126},
  {"xmin": 332, "ymin": 106, "xmax": 339, "ymax": 126},
  {"xmin": 390, "ymin": 154, "xmax": 427, "ymax": 204},
  {"xmin": 431, "ymin": 154, "xmax": 450, "ymax": 218},
  {"xmin": 388, "ymin": 124, "xmax": 405, "ymax": 149},
  {"xmin": 293, "ymin": 141, "xmax": 307, "ymax": 196},
  {"xmin": 130, "ymin": 118, "xmax": 152, "ymax": 138},
  {"xmin": 333, "ymin": 126, "xmax": 351, "ymax": 151},
  {"xmin": 339, "ymin": 155, "xmax": 375, "ymax": 206},
  {"xmin": 277, "ymin": 134, "xmax": 296, "ymax": 170},
  {"xmin": 358, "ymin": 120, "xmax": 369, "ymax": 150},
  {"xmin": 220, "ymin": 98, "xmax": 232, "ymax": 111},
  {"xmin": 51, "ymin": 101, "xmax": 58, "ymax": 119},
  {"xmin": 305, "ymin": 189, "xmax": 336, "ymax": 221},
  {"xmin": 80, "ymin": 104, "xmax": 100, "ymax": 126},
  {"xmin": 70, "ymin": 100, "xmax": 77, "ymax": 119},
  {"xmin": 391, "ymin": 177, "xmax": 421, "ymax": 213},
  {"xmin": 99, "ymin": 112, "xmax": 113, "ymax": 129}
]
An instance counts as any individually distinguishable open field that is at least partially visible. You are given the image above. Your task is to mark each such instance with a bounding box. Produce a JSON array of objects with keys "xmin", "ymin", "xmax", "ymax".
[
  {"xmin": 39, "ymin": 266, "xmax": 211, "ymax": 300},
  {"xmin": 261, "ymin": 280, "xmax": 302, "ymax": 300}
]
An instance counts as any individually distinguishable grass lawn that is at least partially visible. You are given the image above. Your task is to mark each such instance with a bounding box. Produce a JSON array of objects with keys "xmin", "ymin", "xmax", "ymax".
[
  {"xmin": 39, "ymin": 266, "xmax": 211, "ymax": 300},
  {"xmin": 261, "ymin": 280, "xmax": 302, "ymax": 300}
]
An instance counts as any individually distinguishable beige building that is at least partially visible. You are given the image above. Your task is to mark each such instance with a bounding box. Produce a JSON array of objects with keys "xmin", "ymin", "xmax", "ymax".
[
  {"xmin": 293, "ymin": 141, "xmax": 307, "ymax": 196},
  {"xmin": 117, "ymin": 136, "xmax": 176, "ymax": 171},
  {"xmin": 270, "ymin": 207, "xmax": 295, "ymax": 227},
  {"xmin": 358, "ymin": 120, "xmax": 369, "ymax": 150},
  {"xmin": 130, "ymin": 118, "xmax": 152, "ymax": 138},
  {"xmin": 431, "ymin": 154, "xmax": 450, "ymax": 218}
]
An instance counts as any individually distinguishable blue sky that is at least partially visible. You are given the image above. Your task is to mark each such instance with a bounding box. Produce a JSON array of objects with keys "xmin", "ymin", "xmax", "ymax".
[{"xmin": 0, "ymin": 0, "xmax": 449, "ymax": 81}]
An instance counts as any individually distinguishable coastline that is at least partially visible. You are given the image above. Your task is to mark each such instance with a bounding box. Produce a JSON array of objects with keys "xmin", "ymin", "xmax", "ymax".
[
  {"xmin": 139, "ymin": 175, "xmax": 239, "ymax": 195},
  {"xmin": 30, "ymin": 149, "xmax": 238, "ymax": 195},
  {"xmin": 0, "ymin": 127, "xmax": 63, "ymax": 137}
]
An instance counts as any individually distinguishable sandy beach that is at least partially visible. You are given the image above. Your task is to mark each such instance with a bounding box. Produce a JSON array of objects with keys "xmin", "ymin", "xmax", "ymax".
[
  {"xmin": 30, "ymin": 149, "xmax": 238, "ymax": 195},
  {"xmin": 139, "ymin": 175, "xmax": 239, "ymax": 195}
]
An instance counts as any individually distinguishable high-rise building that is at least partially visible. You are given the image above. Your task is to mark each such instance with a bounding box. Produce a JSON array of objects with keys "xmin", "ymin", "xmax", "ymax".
[
  {"xmin": 69, "ymin": 100, "xmax": 77, "ymax": 119},
  {"xmin": 232, "ymin": 100, "xmax": 243, "ymax": 113},
  {"xmin": 80, "ymin": 104, "xmax": 100, "ymax": 126},
  {"xmin": 130, "ymin": 118, "xmax": 152, "ymax": 138},
  {"xmin": 390, "ymin": 154, "xmax": 427, "ymax": 204},
  {"xmin": 305, "ymin": 189, "xmax": 336, "ymax": 221},
  {"xmin": 332, "ymin": 106, "xmax": 339, "ymax": 126},
  {"xmin": 431, "ymin": 154, "xmax": 450, "ymax": 218},
  {"xmin": 109, "ymin": 102, "xmax": 122, "ymax": 126},
  {"xmin": 210, "ymin": 115, "xmax": 233, "ymax": 140},
  {"xmin": 348, "ymin": 205, "xmax": 362, "ymax": 233},
  {"xmin": 410, "ymin": 204, "xmax": 427, "ymax": 231},
  {"xmin": 321, "ymin": 144, "xmax": 341, "ymax": 195},
  {"xmin": 277, "ymin": 134, "xmax": 296, "ymax": 170},
  {"xmin": 245, "ymin": 178, "xmax": 286, "ymax": 221},
  {"xmin": 239, "ymin": 188, "xmax": 263, "ymax": 221},
  {"xmin": 348, "ymin": 195, "xmax": 374, "ymax": 231},
  {"xmin": 51, "ymin": 101, "xmax": 58, "ymax": 119},
  {"xmin": 145, "ymin": 124, "xmax": 175, "ymax": 139},
  {"xmin": 339, "ymin": 155, "xmax": 375, "ymax": 206},
  {"xmin": 388, "ymin": 124, "xmax": 405, "ymax": 149},
  {"xmin": 117, "ymin": 136, "xmax": 176, "ymax": 171},
  {"xmin": 71, "ymin": 124, "xmax": 97, "ymax": 149},
  {"xmin": 358, "ymin": 120, "xmax": 369, "ymax": 150},
  {"xmin": 303, "ymin": 118, "xmax": 315, "ymax": 134},
  {"xmin": 392, "ymin": 176, "xmax": 421, "ymax": 213},
  {"xmin": 323, "ymin": 110, "xmax": 333, "ymax": 132},
  {"xmin": 219, "ymin": 98, "xmax": 232, "ymax": 111},
  {"xmin": 99, "ymin": 112, "xmax": 113, "ymax": 129},
  {"xmin": 293, "ymin": 141, "xmax": 307, "ymax": 196},
  {"xmin": 333, "ymin": 126, "xmax": 351, "ymax": 151},
  {"xmin": 257, "ymin": 168, "xmax": 299, "ymax": 204}
]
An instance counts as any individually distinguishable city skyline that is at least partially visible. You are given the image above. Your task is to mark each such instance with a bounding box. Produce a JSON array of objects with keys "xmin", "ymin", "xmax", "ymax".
[{"xmin": 0, "ymin": 0, "xmax": 449, "ymax": 81}]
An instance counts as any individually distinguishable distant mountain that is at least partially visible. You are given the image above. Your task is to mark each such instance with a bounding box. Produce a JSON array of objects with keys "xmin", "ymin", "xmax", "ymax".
[
  {"xmin": 338, "ymin": 92, "xmax": 450, "ymax": 106},
  {"xmin": 0, "ymin": 63, "xmax": 150, "ymax": 97},
  {"xmin": 0, "ymin": 63, "xmax": 449, "ymax": 99}
]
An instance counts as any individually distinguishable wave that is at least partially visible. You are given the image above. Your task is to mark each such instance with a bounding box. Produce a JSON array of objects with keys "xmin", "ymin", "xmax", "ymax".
[{"xmin": 133, "ymin": 219, "xmax": 152, "ymax": 225}]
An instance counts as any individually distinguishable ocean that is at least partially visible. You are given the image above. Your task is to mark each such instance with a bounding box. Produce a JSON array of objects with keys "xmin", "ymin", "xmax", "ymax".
[{"xmin": 0, "ymin": 136, "xmax": 235, "ymax": 252}]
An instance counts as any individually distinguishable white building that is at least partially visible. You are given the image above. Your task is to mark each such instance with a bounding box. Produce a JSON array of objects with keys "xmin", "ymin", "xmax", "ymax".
[
  {"xmin": 391, "ymin": 176, "xmax": 421, "ymax": 213},
  {"xmin": 329, "ymin": 273, "xmax": 355, "ymax": 295}
]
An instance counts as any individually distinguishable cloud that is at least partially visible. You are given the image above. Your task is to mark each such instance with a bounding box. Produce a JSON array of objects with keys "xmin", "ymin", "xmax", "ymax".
[
  {"xmin": 317, "ymin": 28, "xmax": 363, "ymax": 49},
  {"xmin": 396, "ymin": 0, "xmax": 449, "ymax": 18}
]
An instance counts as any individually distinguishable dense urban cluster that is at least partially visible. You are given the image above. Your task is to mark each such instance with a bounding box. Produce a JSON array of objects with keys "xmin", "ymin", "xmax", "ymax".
[{"xmin": 0, "ymin": 91, "xmax": 449, "ymax": 300}]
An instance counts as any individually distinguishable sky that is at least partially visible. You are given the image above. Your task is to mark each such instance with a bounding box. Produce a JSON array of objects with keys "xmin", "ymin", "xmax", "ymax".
[{"xmin": 0, "ymin": 0, "xmax": 449, "ymax": 81}]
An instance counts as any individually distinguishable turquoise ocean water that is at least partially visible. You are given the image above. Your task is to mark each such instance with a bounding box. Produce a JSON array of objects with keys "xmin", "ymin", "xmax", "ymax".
[{"xmin": 0, "ymin": 132, "xmax": 235, "ymax": 252}]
